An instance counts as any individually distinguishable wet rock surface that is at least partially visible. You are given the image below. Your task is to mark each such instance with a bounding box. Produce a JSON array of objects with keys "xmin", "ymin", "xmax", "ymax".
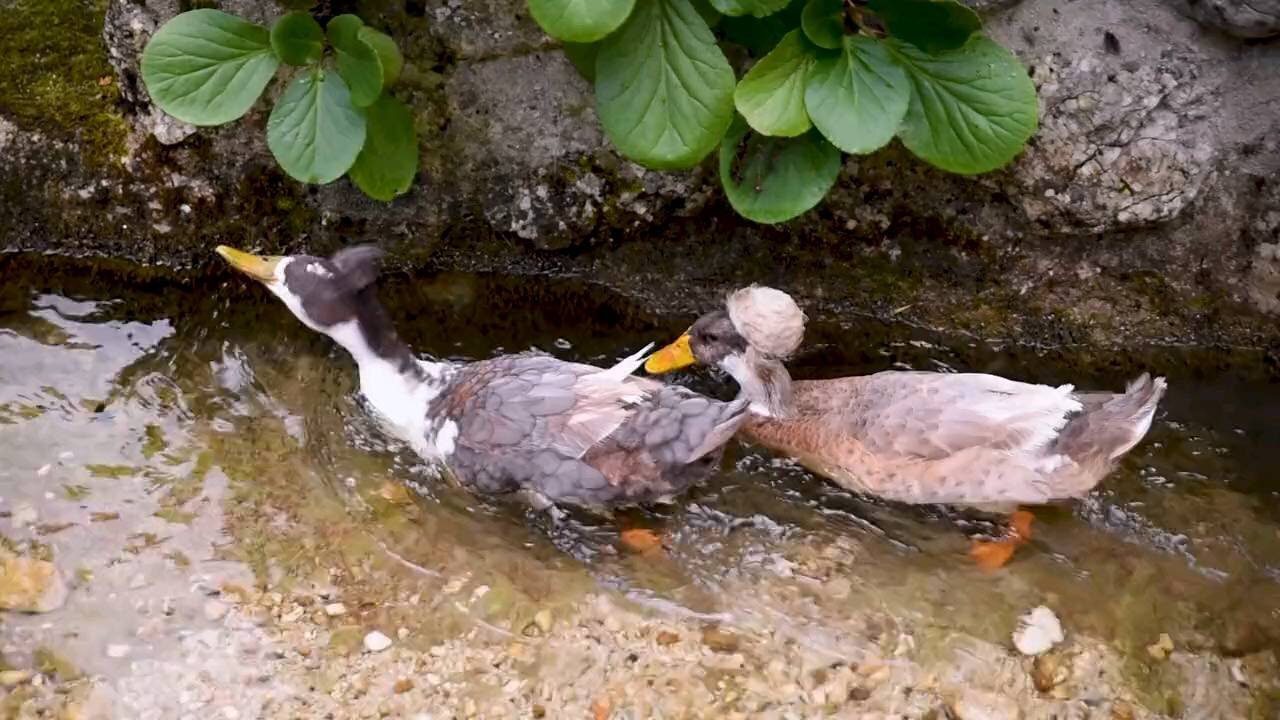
[
  {"xmin": 1168, "ymin": 0, "xmax": 1280, "ymax": 38},
  {"xmin": 0, "ymin": 0, "xmax": 1278, "ymax": 354}
]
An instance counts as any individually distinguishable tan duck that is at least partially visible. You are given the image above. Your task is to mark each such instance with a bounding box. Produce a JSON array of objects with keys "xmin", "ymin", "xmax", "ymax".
[
  {"xmin": 215, "ymin": 244, "xmax": 750, "ymax": 514},
  {"xmin": 644, "ymin": 286, "xmax": 1168, "ymax": 568}
]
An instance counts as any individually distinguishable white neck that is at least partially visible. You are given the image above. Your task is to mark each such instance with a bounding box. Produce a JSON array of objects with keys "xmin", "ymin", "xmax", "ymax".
[
  {"xmin": 719, "ymin": 350, "xmax": 793, "ymax": 418},
  {"xmin": 326, "ymin": 320, "xmax": 451, "ymax": 457}
]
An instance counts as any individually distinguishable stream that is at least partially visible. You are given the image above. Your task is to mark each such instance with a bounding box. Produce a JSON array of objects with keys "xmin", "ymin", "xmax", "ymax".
[{"xmin": 1, "ymin": 253, "xmax": 1277, "ymax": 719}]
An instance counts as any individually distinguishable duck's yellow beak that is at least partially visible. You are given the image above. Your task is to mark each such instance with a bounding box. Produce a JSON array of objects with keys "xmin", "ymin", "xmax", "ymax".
[
  {"xmin": 215, "ymin": 245, "xmax": 283, "ymax": 283},
  {"xmin": 644, "ymin": 333, "xmax": 695, "ymax": 374}
]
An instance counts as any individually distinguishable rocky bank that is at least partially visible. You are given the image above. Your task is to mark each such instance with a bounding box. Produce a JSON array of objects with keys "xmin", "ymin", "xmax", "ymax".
[{"xmin": 1, "ymin": 0, "xmax": 1280, "ymax": 350}]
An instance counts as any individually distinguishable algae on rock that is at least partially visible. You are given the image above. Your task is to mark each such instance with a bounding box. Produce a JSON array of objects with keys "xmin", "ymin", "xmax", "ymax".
[{"xmin": 0, "ymin": 0, "xmax": 127, "ymax": 164}]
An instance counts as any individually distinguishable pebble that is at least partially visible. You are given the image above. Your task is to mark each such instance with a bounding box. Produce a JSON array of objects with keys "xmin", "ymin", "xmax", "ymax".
[
  {"xmin": 106, "ymin": 644, "xmax": 132, "ymax": 658},
  {"xmin": 204, "ymin": 600, "xmax": 229, "ymax": 622},
  {"xmin": 129, "ymin": 574, "xmax": 148, "ymax": 590},
  {"xmin": 702, "ymin": 627, "xmax": 741, "ymax": 653},
  {"xmin": 37, "ymin": 464, "xmax": 52, "ymax": 477},
  {"xmin": 656, "ymin": 630, "xmax": 681, "ymax": 646},
  {"xmin": 1146, "ymin": 633, "xmax": 1174, "ymax": 660},
  {"xmin": 324, "ymin": 602, "xmax": 347, "ymax": 617},
  {"xmin": 1013, "ymin": 606, "xmax": 1064, "ymax": 656},
  {"xmin": 363, "ymin": 631, "xmax": 393, "ymax": 653},
  {"xmin": 533, "ymin": 609, "xmax": 553, "ymax": 634},
  {"xmin": 0, "ymin": 669, "xmax": 33, "ymax": 687},
  {"xmin": 0, "ymin": 551, "xmax": 68, "ymax": 613}
]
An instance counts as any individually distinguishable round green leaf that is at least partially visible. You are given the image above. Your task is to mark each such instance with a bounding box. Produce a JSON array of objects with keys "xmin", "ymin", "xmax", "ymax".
[
  {"xmin": 800, "ymin": 0, "xmax": 843, "ymax": 50},
  {"xmin": 888, "ymin": 37, "xmax": 1038, "ymax": 174},
  {"xmin": 140, "ymin": 9, "xmax": 280, "ymax": 126},
  {"xmin": 327, "ymin": 14, "xmax": 383, "ymax": 107},
  {"xmin": 527, "ymin": 0, "xmax": 637, "ymax": 42},
  {"xmin": 359, "ymin": 28, "xmax": 404, "ymax": 87},
  {"xmin": 710, "ymin": 0, "xmax": 792, "ymax": 18},
  {"xmin": 734, "ymin": 30, "xmax": 817, "ymax": 137},
  {"xmin": 596, "ymin": 0, "xmax": 735, "ymax": 170},
  {"xmin": 267, "ymin": 69, "xmax": 368, "ymax": 184},
  {"xmin": 804, "ymin": 34, "xmax": 908, "ymax": 154},
  {"xmin": 349, "ymin": 95, "xmax": 418, "ymax": 201},
  {"xmin": 867, "ymin": 0, "xmax": 981, "ymax": 54},
  {"xmin": 719, "ymin": 116, "xmax": 841, "ymax": 223},
  {"xmin": 270, "ymin": 11, "xmax": 325, "ymax": 66}
]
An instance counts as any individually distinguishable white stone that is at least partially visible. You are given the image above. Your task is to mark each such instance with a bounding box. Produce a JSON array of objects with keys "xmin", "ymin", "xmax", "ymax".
[
  {"xmin": 106, "ymin": 644, "xmax": 131, "ymax": 658},
  {"xmin": 323, "ymin": 602, "xmax": 347, "ymax": 617},
  {"xmin": 1012, "ymin": 605, "xmax": 1065, "ymax": 656},
  {"xmin": 203, "ymin": 600, "xmax": 229, "ymax": 622},
  {"xmin": 363, "ymin": 631, "xmax": 392, "ymax": 653}
]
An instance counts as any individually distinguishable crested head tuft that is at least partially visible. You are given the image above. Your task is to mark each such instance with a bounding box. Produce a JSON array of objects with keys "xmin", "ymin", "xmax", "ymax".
[{"xmin": 724, "ymin": 285, "xmax": 806, "ymax": 358}]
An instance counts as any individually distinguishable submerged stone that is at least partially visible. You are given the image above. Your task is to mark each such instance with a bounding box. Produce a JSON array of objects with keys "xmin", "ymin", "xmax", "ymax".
[{"xmin": 0, "ymin": 549, "xmax": 68, "ymax": 613}]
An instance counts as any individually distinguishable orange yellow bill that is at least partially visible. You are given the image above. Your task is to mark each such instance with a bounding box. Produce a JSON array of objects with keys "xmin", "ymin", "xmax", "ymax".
[
  {"xmin": 644, "ymin": 333, "xmax": 695, "ymax": 374},
  {"xmin": 215, "ymin": 245, "xmax": 283, "ymax": 283}
]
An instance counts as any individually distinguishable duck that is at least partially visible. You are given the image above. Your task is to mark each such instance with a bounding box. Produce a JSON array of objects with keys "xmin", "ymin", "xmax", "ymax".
[
  {"xmin": 214, "ymin": 244, "xmax": 750, "ymax": 514},
  {"xmin": 643, "ymin": 285, "xmax": 1168, "ymax": 569}
]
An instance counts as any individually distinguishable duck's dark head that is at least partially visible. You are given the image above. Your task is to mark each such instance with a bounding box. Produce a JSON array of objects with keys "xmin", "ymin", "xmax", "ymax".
[
  {"xmin": 216, "ymin": 244, "xmax": 414, "ymax": 369},
  {"xmin": 216, "ymin": 244, "xmax": 384, "ymax": 331},
  {"xmin": 645, "ymin": 285, "xmax": 805, "ymax": 416}
]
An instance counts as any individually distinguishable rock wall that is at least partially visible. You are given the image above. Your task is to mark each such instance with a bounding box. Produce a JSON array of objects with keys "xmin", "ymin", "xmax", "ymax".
[{"xmin": 1, "ymin": 0, "xmax": 1279, "ymax": 351}]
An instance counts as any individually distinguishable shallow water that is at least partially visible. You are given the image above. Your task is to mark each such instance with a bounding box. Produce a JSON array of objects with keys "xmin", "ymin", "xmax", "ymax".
[{"xmin": 1, "ymin": 254, "xmax": 1278, "ymax": 713}]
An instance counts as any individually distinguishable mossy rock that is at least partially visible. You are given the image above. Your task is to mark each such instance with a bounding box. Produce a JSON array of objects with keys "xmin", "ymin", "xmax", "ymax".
[{"xmin": 0, "ymin": 0, "xmax": 127, "ymax": 165}]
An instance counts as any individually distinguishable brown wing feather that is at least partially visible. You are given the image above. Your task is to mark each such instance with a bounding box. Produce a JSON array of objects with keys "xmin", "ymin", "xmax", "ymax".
[{"xmin": 786, "ymin": 373, "xmax": 1080, "ymax": 461}]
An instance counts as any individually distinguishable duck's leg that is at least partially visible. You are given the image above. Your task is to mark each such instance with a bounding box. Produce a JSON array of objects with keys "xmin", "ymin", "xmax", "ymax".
[{"xmin": 968, "ymin": 509, "xmax": 1034, "ymax": 571}]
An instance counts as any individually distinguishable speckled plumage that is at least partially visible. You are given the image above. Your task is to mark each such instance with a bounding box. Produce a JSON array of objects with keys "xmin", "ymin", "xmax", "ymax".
[
  {"xmin": 430, "ymin": 351, "xmax": 749, "ymax": 507},
  {"xmin": 217, "ymin": 244, "xmax": 749, "ymax": 511}
]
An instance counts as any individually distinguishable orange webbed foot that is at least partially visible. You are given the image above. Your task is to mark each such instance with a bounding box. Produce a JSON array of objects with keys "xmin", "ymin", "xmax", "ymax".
[
  {"xmin": 968, "ymin": 510, "xmax": 1035, "ymax": 571},
  {"xmin": 619, "ymin": 527, "xmax": 664, "ymax": 555},
  {"xmin": 969, "ymin": 539, "xmax": 1018, "ymax": 571}
]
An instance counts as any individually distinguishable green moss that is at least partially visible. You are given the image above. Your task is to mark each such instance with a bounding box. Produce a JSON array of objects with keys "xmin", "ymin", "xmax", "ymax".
[{"xmin": 0, "ymin": 0, "xmax": 128, "ymax": 165}]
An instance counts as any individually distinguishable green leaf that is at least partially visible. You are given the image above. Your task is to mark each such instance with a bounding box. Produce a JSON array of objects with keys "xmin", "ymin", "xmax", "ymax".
[
  {"xmin": 327, "ymin": 14, "xmax": 383, "ymax": 107},
  {"xmin": 267, "ymin": 69, "xmax": 368, "ymax": 184},
  {"xmin": 270, "ymin": 11, "xmax": 325, "ymax": 66},
  {"xmin": 888, "ymin": 37, "xmax": 1038, "ymax": 174},
  {"xmin": 359, "ymin": 28, "xmax": 404, "ymax": 87},
  {"xmin": 140, "ymin": 9, "xmax": 279, "ymax": 126},
  {"xmin": 596, "ymin": 0, "xmax": 735, "ymax": 170},
  {"xmin": 349, "ymin": 95, "xmax": 418, "ymax": 201},
  {"xmin": 719, "ymin": 116, "xmax": 841, "ymax": 223},
  {"xmin": 528, "ymin": 0, "xmax": 637, "ymax": 42},
  {"xmin": 867, "ymin": 0, "xmax": 981, "ymax": 54},
  {"xmin": 800, "ymin": 0, "xmax": 843, "ymax": 50},
  {"xmin": 563, "ymin": 42, "xmax": 598, "ymax": 83},
  {"xmin": 710, "ymin": 0, "xmax": 791, "ymax": 18},
  {"xmin": 734, "ymin": 29, "xmax": 817, "ymax": 137},
  {"xmin": 720, "ymin": 0, "xmax": 804, "ymax": 56},
  {"xmin": 804, "ymin": 34, "xmax": 908, "ymax": 154}
]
